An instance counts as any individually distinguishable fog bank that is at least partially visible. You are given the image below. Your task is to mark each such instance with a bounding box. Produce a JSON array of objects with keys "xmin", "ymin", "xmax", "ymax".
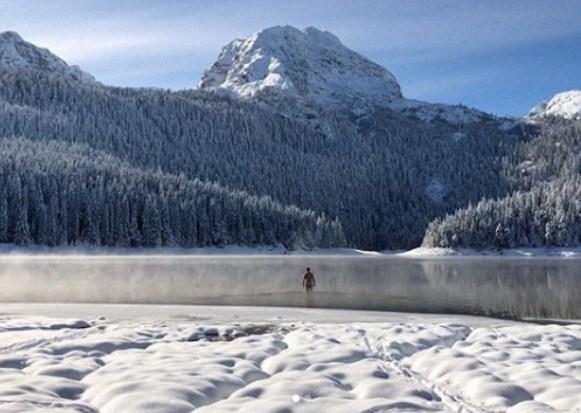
[{"xmin": 0, "ymin": 256, "xmax": 579, "ymax": 319}]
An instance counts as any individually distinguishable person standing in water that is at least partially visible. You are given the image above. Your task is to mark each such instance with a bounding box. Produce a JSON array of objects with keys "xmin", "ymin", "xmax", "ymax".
[{"xmin": 302, "ymin": 267, "xmax": 316, "ymax": 306}]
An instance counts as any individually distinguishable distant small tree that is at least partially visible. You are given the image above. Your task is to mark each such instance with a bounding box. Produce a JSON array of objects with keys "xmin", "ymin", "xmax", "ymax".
[
  {"xmin": 494, "ymin": 223, "xmax": 508, "ymax": 248},
  {"xmin": 14, "ymin": 208, "xmax": 31, "ymax": 246}
]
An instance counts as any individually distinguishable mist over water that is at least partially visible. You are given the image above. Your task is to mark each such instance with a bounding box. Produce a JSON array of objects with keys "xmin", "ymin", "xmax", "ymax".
[{"xmin": 0, "ymin": 256, "xmax": 579, "ymax": 319}]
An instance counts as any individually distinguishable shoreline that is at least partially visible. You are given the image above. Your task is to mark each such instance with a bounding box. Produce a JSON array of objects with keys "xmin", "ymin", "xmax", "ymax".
[{"xmin": 0, "ymin": 243, "xmax": 579, "ymax": 258}]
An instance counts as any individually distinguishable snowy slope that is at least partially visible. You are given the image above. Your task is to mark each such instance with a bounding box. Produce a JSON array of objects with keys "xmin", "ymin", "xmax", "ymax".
[
  {"xmin": 199, "ymin": 26, "xmax": 509, "ymax": 125},
  {"xmin": 527, "ymin": 90, "xmax": 581, "ymax": 120},
  {"xmin": 0, "ymin": 31, "xmax": 95, "ymax": 83}
]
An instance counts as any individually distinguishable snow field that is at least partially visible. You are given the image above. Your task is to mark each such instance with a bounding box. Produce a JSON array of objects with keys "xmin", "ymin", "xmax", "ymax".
[{"xmin": 0, "ymin": 309, "xmax": 579, "ymax": 412}]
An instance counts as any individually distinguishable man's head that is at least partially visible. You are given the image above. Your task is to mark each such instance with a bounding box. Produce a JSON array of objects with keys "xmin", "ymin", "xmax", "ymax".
[{"xmin": 306, "ymin": 267, "xmax": 311, "ymax": 272}]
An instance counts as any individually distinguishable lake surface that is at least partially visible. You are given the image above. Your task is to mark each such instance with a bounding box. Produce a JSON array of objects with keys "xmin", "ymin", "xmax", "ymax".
[{"xmin": 0, "ymin": 256, "xmax": 579, "ymax": 319}]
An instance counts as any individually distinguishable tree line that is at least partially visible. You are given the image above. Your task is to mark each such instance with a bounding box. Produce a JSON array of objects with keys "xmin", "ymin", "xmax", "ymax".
[{"xmin": 0, "ymin": 138, "xmax": 345, "ymax": 248}]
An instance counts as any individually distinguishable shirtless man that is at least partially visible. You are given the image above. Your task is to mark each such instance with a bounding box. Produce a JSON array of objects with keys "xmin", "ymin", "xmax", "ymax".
[{"xmin": 302, "ymin": 267, "xmax": 316, "ymax": 291}]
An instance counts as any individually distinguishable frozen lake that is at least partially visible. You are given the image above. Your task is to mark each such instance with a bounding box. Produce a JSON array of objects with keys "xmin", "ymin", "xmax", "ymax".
[{"xmin": 0, "ymin": 256, "xmax": 579, "ymax": 319}]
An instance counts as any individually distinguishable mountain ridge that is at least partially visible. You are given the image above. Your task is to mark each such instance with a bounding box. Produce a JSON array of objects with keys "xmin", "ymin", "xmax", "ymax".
[
  {"xmin": 199, "ymin": 25, "xmax": 402, "ymax": 115},
  {"xmin": 198, "ymin": 25, "xmax": 513, "ymax": 125},
  {"xmin": 3, "ymin": 28, "xmax": 573, "ymax": 125}
]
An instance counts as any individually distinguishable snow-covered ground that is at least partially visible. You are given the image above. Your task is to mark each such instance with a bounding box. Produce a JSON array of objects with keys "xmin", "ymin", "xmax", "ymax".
[
  {"xmin": 401, "ymin": 247, "xmax": 581, "ymax": 258},
  {"xmin": 0, "ymin": 304, "xmax": 579, "ymax": 412}
]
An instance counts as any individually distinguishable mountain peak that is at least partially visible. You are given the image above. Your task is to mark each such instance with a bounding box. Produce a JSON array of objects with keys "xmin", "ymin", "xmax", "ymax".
[
  {"xmin": 198, "ymin": 26, "xmax": 505, "ymax": 125},
  {"xmin": 0, "ymin": 31, "xmax": 23, "ymax": 43},
  {"xmin": 0, "ymin": 31, "xmax": 95, "ymax": 83},
  {"xmin": 528, "ymin": 90, "xmax": 581, "ymax": 120},
  {"xmin": 199, "ymin": 25, "xmax": 402, "ymax": 113}
]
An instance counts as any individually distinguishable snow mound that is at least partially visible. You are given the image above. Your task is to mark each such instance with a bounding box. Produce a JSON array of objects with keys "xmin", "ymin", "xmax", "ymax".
[
  {"xmin": 399, "ymin": 247, "xmax": 463, "ymax": 257},
  {"xmin": 408, "ymin": 324, "xmax": 581, "ymax": 410},
  {"xmin": 199, "ymin": 25, "xmax": 402, "ymax": 114},
  {"xmin": 0, "ymin": 311, "xmax": 578, "ymax": 412},
  {"xmin": 527, "ymin": 90, "xmax": 581, "ymax": 120},
  {"xmin": 401, "ymin": 247, "xmax": 581, "ymax": 257},
  {"xmin": 0, "ymin": 31, "xmax": 95, "ymax": 83}
]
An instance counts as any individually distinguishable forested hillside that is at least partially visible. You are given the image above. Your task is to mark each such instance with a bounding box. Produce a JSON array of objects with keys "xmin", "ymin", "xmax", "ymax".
[
  {"xmin": 1, "ymin": 28, "xmax": 579, "ymax": 251},
  {"xmin": 423, "ymin": 120, "xmax": 581, "ymax": 248},
  {"xmin": 422, "ymin": 177, "xmax": 581, "ymax": 248},
  {"xmin": 0, "ymin": 138, "xmax": 344, "ymax": 248},
  {"xmin": 0, "ymin": 69, "xmax": 522, "ymax": 249}
]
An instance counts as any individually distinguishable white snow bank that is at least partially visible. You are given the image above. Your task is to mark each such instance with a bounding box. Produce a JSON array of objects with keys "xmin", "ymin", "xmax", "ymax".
[
  {"xmin": 3, "ymin": 243, "xmax": 578, "ymax": 258},
  {"xmin": 2, "ymin": 242, "xmax": 579, "ymax": 258},
  {"xmin": 0, "ymin": 306, "xmax": 577, "ymax": 412},
  {"xmin": 400, "ymin": 246, "xmax": 581, "ymax": 258},
  {"xmin": 288, "ymin": 248, "xmax": 385, "ymax": 256},
  {"xmin": 408, "ymin": 323, "xmax": 581, "ymax": 411}
]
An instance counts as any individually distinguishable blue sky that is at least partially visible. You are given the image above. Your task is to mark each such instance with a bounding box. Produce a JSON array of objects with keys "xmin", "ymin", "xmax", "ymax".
[{"xmin": 2, "ymin": 0, "xmax": 580, "ymax": 116}]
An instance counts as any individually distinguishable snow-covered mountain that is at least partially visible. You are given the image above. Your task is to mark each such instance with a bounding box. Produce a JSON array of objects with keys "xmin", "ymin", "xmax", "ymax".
[
  {"xmin": 527, "ymin": 90, "xmax": 581, "ymax": 120},
  {"xmin": 199, "ymin": 26, "xmax": 503, "ymax": 125},
  {"xmin": 0, "ymin": 31, "xmax": 95, "ymax": 83},
  {"xmin": 0, "ymin": 29, "xmax": 579, "ymax": 251},
  {"xmin": 199, "ymin": 26, "xmax": 402, "ymax": 114}
]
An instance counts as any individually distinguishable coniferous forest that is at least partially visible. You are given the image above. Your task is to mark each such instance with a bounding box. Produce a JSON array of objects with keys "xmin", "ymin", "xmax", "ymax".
[
  {"xmin": 423, "ymin": 120, "xmax": 581, "ymax": 249},
  {"xmin": 0, "ymin": 67, "xmax": 579, "ymax": 250}
]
